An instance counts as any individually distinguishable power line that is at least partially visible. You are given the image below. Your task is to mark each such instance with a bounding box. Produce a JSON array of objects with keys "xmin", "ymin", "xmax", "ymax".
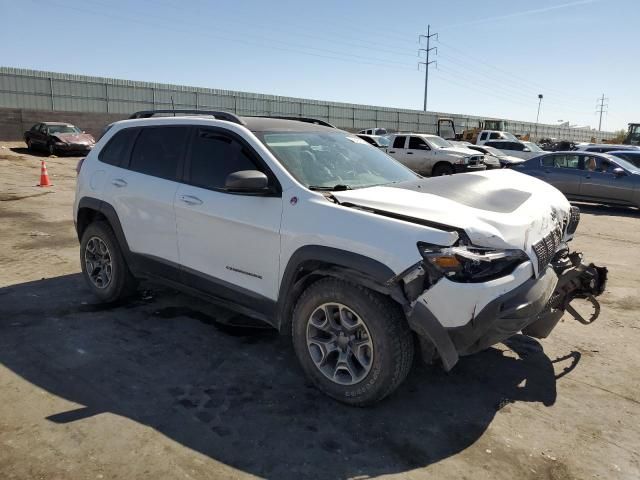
[
  {"xmin": 418, "ymin": 25, "xmax": 438, "ymax": 111},
  {"xmin": 595, "ymin": 94, "xmax": 609, "ymax": 131},
  {"xmin": 42, "ymin": 0, "xmax": 417, "ymax": 71}
]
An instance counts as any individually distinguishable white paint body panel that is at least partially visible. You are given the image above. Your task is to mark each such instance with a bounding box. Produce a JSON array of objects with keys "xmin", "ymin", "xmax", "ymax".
[
  {"xmin": 418, "ymin": 261, "xmax": 539, "ymax": 328},
  {"xmin": 332, "ymin": 169, "xmax": 571, "ymax": 276}
]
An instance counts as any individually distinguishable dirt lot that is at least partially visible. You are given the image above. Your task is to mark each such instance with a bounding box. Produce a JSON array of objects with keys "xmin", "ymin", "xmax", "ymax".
[{"xmin": 0, "ymin": 141, "xmax": 639, "ymax": 480}]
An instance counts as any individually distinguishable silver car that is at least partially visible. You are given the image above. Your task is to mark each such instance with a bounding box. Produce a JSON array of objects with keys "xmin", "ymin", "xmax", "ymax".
[{"xmin": 515, "ymin": 151, "xmax": 640, "ymax": 208}]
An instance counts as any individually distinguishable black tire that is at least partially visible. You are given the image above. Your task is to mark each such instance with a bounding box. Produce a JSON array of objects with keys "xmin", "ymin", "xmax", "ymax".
[
  {"xmin": 432, "ymin": 162, "xmax": 454, "ymax": 176},
  {"xmin": 292, "ymin": 278, "xmax": 414, "ymax": 406},
  {"xmin": 80, "ymin": 221, "xmax": 138, "ymax": 303}
]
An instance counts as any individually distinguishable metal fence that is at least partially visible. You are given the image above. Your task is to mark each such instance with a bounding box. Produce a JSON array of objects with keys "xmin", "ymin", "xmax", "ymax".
[{"xmin": 0, "ymin": 67, "xmax": 615, "ymax": 142}]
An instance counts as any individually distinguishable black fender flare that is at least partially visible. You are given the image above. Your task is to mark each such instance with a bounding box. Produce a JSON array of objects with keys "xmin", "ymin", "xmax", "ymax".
[
  {"xmin": 76, "ymin": 197, "xmax": 135, "ymax": 265},
  {"xmin": 275, "ymin": 245, "xmax": 407, "ymax": 332}
]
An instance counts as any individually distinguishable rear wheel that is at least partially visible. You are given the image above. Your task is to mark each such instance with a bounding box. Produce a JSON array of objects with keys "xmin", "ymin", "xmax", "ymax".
[
  {"xmin": 292, "ymin": 278, "xmax": 414, "ymax": 406},
  {"xmin": 432, "ymin": 163, "xmax": 454, "ymax": 176},
  {"xmin": 80, "ymin": 221, "xmax": 137, "ymax": 303}
]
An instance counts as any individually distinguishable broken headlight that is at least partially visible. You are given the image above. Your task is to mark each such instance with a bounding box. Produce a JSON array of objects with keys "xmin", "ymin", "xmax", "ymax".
[{"xmin": 417, "ymin": 242, "xmax": 528, "ymax": 283}]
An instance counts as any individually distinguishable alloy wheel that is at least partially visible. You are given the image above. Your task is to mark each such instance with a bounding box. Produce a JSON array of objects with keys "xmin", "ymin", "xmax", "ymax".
[
  {"xmin": 84, "ymin": 236, "xmax": 113, "ymax": 289},
  {"xmin": 306, "ymin": 302, "xmax": 374, "ymax": 385}
]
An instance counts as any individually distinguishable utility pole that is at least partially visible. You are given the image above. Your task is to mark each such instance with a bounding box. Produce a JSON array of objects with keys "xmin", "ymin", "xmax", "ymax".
[
  {"xmin": 534, "ymin": 94, "xmax": 543, "ymax": 140},
  {"xmin": 595, "ymin": 94, "xmax": 609, "ymax": 132},
  {"xmin": 418, "ymin": 25, "xmax": 438, "ymax": 112}
]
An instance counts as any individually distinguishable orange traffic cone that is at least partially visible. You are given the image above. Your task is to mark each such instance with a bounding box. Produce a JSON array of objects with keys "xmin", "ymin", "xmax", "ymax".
[{"xmin": 39, "ymin": 160, "xmax": 52, "ymax": 187}]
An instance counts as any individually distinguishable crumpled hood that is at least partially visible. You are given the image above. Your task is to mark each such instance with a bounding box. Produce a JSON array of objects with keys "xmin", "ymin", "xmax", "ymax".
[
  {"xmin": 53, "ymin": 132, "xmax": 94, "ymax": 144},
  {"xmin": 332, "ymin": 170, "xmax": 571, "ymax": 267}
]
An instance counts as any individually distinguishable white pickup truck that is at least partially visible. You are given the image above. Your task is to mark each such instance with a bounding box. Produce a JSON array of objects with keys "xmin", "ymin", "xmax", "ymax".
[
  {"xmin": 386, "ymin": 133, "xmax": 486, "ymax": 176},
  {"xmin": 476, "ymin": 130, "xmax": 519, "ymax": 145}
]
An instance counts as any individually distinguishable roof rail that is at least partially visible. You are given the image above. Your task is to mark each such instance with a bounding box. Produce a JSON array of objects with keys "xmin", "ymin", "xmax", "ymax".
[
  {"xmin": 128, "ymin": 109, "xmax": 245, "ymax": 125},
  {"xmin": 253, "ymin": 116, "xmax": 337, "ymax": 128}
]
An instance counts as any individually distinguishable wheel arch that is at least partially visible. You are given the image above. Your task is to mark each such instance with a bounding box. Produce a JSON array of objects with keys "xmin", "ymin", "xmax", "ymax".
[
  {"xmin": 276, "ymin": 246, "xmax": 407, "ymax": 333},
  {"xmin": 76, "ymin": 197, "xmax": 132, "ymax": 260}
]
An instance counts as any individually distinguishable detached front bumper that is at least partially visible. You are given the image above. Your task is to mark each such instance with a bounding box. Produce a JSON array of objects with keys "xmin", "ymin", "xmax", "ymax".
[{"xmin": 407, "ymin": 252, "xmax": 607, "ymax": 371}]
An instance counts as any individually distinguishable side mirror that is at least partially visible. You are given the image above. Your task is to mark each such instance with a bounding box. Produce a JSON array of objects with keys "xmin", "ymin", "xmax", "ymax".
[
  {"xmin": 523, "ymin": 148, "xmax": 531, "ymax": 152},
  {"xmin": 224, "ymin": 170, "xmax": 269, "ymax": 192},
  {"xmin": 612, "ymin": 167, "xmax": 626, "ymax": 177}
]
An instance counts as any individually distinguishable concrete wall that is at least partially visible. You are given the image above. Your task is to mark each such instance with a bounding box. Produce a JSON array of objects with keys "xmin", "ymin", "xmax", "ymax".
[{"xmin": 0, "ymin": 108, "xmax": 126, "ymax": 141}]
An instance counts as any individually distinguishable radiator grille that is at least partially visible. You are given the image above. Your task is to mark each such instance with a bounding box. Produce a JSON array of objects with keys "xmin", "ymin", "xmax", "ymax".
[
  {"xmin": 566, "ymin": 206, "xmax": 580, "ymax": 235},
  {"xmin": 533, "ymin": 227, "xmax": 562, "ymax": 273}
]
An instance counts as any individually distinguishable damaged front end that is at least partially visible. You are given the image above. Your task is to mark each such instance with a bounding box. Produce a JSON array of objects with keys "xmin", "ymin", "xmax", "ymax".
[{"xmin": 394, "ymin": 207, "xmax": 608, "ymax": 372}]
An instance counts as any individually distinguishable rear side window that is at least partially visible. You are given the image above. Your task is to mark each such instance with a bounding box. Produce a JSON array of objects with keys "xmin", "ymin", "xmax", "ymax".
[
  {"xmin": 98, "ymin": 128, "xmax": 139, "ymax": 167},
  {"xmin": 392, "ymin": 136, "xmax": 406, "ymax": 149},
  {"xmin": 542, "ymin": 156, "xmax": 555, "ymax": 167},
  {"xmin": 187, "ymin": 128, "xmax": 260, "ymax": 190},
  {"xmin": 129, "ymin": 126, "xmax": 189, "ymax": 180},
  {"xmin": 479, "ymin": 132, "xmax": 488, "ymax": 141},
  {"xmin": 489, "ymin": 132, "xmax": 500, "ymax": 139}
]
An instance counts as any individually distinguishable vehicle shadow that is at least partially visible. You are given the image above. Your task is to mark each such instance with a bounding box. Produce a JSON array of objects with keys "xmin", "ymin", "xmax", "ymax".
[
  {"xmin": 572, "ymin": 201, "xmax": 640, "ymax": 218},
  {"xmin": 10, "ymin": 147, "xmax": 85, "ymax": 157},
  {"xmin": 0, "ymin": 274, "xmax": 571, "ymax": 479}
]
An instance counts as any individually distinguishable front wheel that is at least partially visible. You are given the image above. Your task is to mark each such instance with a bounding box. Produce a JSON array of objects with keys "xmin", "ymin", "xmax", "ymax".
[
  {"xmin": 292, "ymin": 278, "xmax": 414, "ymax": 406},
  {"xmin": 432, "ymin": 163, "xmax": 454, "ymax": 176},
  {"xmin": 80, "ymin": 221, "xmax": 137, "ymax": 303}
]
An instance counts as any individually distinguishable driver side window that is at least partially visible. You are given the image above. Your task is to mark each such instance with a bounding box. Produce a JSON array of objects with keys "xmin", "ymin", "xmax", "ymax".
[{"xmin": 408, "ymin": 136, "xmax": 429, "ymax": 150}]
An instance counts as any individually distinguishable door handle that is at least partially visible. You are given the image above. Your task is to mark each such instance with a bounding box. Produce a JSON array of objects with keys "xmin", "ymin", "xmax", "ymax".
[
  {"xmin": 111, "ymin": 178, "xmax": 128, "ymax": 187},
  {"xmin": 179, "ymin": 195, "xmax": 203, "ymax": 206},
  {"xmin": 585, "ymin": 175, "xmax": 591, "ymax": 179},
  {"xmin": 389, "ymin": 150, "xmax": 396, "ymax": 153},
  {"xmin": 407, "ymin": 152, "xmax": 414, "ymax": 155}
]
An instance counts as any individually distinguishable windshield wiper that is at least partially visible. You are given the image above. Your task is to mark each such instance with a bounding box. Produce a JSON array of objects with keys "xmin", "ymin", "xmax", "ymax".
[{"xmin": 308, "ymin": 184, "xmax": 352, "ymax": 191}]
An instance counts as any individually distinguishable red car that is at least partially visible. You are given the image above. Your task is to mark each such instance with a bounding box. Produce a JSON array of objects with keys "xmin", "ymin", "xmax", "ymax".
[{"xmin": 24, "ymin": 122, "xmax": 95, "ymax": 156}]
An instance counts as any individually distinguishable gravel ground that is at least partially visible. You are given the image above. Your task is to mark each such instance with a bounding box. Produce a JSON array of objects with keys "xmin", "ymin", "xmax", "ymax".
[{"xmin": 1, "ymin": 141, "xmax": 639, "ymax": 479}]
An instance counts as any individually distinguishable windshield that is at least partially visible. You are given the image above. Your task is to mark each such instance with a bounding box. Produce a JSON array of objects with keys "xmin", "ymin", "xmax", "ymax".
[
  {"xmin": 375, "ymin": 136, "xmax": 390, "ymax": 147},
  {"xmin": 611, "ymin": 156, "xmax": 640, "ymax": 173},
  {"xmin": 524, "ymin": 142, "xmax": 543, "ymax": 152},
  {"xmin": 259, "ymin": 132, "xmax": 418, "ymax": 189},
  {"xmin": 426, "ymin": 136, "xmax": 452, "ymax": 148},
  {"xmin": 48, "ymin": 125, "xmax": 81, "ymax": 134}
]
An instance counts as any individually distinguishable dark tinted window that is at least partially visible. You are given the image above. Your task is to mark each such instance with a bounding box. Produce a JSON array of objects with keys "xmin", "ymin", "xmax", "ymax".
[
  {"xmin": 392, "ymin": 136, "xmax": 406, "ymax": 149},
  {"xmin": 408, "ymin": 136, "xmax": 428, "ymax": 149},
  {"xmin": 479, "ymin": 132, "xmax": 488, "ymax": 141},
  {"xmin": 542, "ymin": 155, "xmax": 555, "ymax": 167},
  {"xmin": 30, "ymin": 124, "xmax": 39, "ymax": 132},
  {"xmin": 509, "ymin": 142, "xmax": 524, "ymax": 151},
  {"xmin": 357, "ymin": 135, "xmax": 376, "ymax": 146},
  {"xmin": 98, "ymin": 128, "xmax": 139, "ymax": 167},
  {"xmin": 187, "ymin": 129, "xmax": 259, "ymax": 190},
  {"xmin": 489, "ymin": 132, "xmax": 501, "ymax": 139},
  {"xmin": 129, "ymin": 126, "xmax": 189, "ymax": 180}
]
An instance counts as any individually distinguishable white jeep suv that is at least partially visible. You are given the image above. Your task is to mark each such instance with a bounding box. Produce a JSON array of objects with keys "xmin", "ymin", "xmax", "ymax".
[{"xmin": 74, "ymin": 110, "xmax": 607, "ymax": 406}]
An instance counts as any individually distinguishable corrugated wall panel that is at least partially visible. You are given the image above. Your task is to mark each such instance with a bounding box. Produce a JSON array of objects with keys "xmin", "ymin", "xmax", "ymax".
[{"xmin": 0, "ymin": 67, "xmax": 617, "ymax": 141}]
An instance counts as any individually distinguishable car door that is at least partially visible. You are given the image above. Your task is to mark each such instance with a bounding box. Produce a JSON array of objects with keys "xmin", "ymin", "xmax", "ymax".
[
  {"xmin": 387, "ymin": 135, "xmax": 407, "ymax": 163},
  {"xmin": 542, "ymin": 154, "xmax": 583, "ymax": 197},
  {"xmin": 174, "ymin": 126, "xmax": 283, "ymax": 304},
  {"xmin": 34, "ymin": 124, "xmax": 47, "ymax": 147},
  {"xmin": 103, "ymin": 125, "xmax": 188, "ymax": 275},
  {"xmin": 579, "ymin": 156, "xmax": 636, "ymax": 204},
  {"xmin": 405, "ymin": 136, "xmax": 432, "ymax": 173}
]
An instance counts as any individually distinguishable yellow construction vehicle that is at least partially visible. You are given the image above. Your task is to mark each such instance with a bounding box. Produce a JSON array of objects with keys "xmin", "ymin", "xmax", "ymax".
[{"xmin": 437, "ymin": 118, "xmax": 513, "ymax": 144}]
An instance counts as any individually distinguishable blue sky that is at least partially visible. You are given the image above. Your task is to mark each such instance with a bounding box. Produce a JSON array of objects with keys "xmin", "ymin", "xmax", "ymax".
[{"xmin": 0, "ymin": 0, "xmax": 635, "ymax": 131}]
